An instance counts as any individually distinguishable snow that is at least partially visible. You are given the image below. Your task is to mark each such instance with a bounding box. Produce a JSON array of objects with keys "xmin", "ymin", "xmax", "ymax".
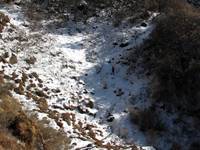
[{"xmin": 0, "ymin": 4, "xmax": 157, "ymax": 150}]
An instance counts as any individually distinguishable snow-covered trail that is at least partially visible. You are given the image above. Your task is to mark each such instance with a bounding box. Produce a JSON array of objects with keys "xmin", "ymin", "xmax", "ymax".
[{"xmin": 0, "ymin": 4, "xmax": 155, "ymax": 149}]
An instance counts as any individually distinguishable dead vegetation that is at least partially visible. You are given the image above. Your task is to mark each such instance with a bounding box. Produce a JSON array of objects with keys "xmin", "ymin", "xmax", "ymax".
[
  {"xmin": 130, "ymin": 0, "xmax": 200, "ymax": 115},
  {"xmin": 129, "ymin": 107, "xmax": 165, "ymax": 132},
  {"xmin": 20, "ymin": 0, "xmax": 154, "ymax": 28},
  {"xmin": 126, "ymin": 4, "xmax": 200, "ymax": 148},
  {"xmin": 0, "ymin": 11, "xmax": 10, "ymax": 32},
  {"xmin": 0, "ymin": 74, "xmax": 69, "ymax": 149}
]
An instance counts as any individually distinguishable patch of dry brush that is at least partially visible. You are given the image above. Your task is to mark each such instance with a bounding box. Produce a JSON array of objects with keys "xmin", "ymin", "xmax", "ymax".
[
  {"xmin": 0, "ymin": 75, "xmax": 69, "ymax": 150},
  {"xmin": 130, "ymin": 0, "xmax": 200, "ymax": 114},
  {"xmin": 0, "ymin": 11, "xmax": 10, "ymax": 32}
]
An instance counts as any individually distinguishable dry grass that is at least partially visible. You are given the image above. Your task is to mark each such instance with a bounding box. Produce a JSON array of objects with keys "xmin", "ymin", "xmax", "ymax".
[
  {"xmin": 0, "ymin": 76, "xmax": 69, "ymax": 149},
  {"xmin": 0, "ymin": 131, "xmax": 25, "ymax": 150}
]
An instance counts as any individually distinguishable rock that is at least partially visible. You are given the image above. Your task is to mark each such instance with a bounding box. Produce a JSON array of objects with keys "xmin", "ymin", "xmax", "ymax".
[
  {"xmin": 85, "ymin": 100, "xmax": 94, "ymax": 108},
  {"xmin": 113, "ymin": 42, "xmax": 118, "ymax": 46},
  {"xmin": 22, "ymin": 72, "xmax": 28, "ymax": 84},
  {"xmin": 56, "ymin": 121, "xmax": 63, "ymax": 128},
  {"xmin": 35, "ymin": 90, "xmax": 48, "ymax": 98},
  {"xmin": 119, "ymin": 42, "xmax": 129, "ymax": 48},
  {"xmin": 30, "ymin": 72, "xmax": 39, "ymax": 79},
  {"xmin": 52, "ymin": 105, "xmax": 64, "ymax": 110},
  {"xmin": 3, "ymin": 75, "xmax": 11, "ymax": 80},
  {"xmin": 3, "ymin": 52, "xmax": 9, "ymax": 58},
  {"xmin": 90, "ymin": 91, "xmax": 95, "ymax": 95},
  {"xmin": 38, "ymin": 78, "xmax": 43, "ymax": 83},
  {"xmin": 38, "ymin": 83, "xmax": 43, "ymax": 88},
  {"xmin": 141, "ymin": 22, "xmax": 147, "ymax": 27},
  {"xmin": 43, "ymin": 87, "xmax": 49, "ymax": 91},
  {"xmin": 77, "ymin": 105, "xmax": 88, "ymax": 114},
  {"xmin": 106, "ymin": 114, "xmax": 115, "ymax": 122},
  {"xmin": 68, "ymin": 65, "xmax": 76, "ymax": 70},
  {"xmin": 14, "ymin": 85, "xmax": 24, "ymax": 95},
  {"xmin": 63, "ymin": 103, "xmax": 76, "ymax": 110},
  {"xmin": 78, "ymin": 80, "xmax": 85, "ymax": 85},
  {"xmin": 83, "ymin": 89, "xmax": 88, "ymax": 94},
  {"xmin": 70, "ymin": 76, "xmax": 79, "ymax": 80},
  {"xmin": 25, "ymin": 56, "xmax": 37, "ymax": 65},
  {"xmin": 9, "ymin": 54, "xmax": 17, "ymax": 64},
  {"xmin": 114, "ymin": 88, "xmax": 124, "ymax": 96},
  {"xmin": 52, "ymin": 88, "xmax": 61, "ymax": 93},
  {"xmin": 30, "ymin": 83, "xmax": 37, "ymax": 89},
  {"xmin": 11, "ymin": 72, "xmax": 18, "ymax": 80}
]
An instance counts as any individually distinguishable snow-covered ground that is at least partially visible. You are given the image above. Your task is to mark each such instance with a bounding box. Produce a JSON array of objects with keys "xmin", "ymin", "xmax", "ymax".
[{"xmin": 0, "ymin": 4, "xmax": 158, "ymax": 150}]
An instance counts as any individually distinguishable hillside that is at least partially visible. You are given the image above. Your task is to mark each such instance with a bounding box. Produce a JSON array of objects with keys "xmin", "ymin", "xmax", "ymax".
[{"xmin": 0, "ymin": 0, "xmax": 199, "ymax": 150}]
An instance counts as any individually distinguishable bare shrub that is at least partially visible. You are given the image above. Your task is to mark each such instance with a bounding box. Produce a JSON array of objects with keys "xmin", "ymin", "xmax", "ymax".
[
  {"xmin": 131, "ymin": 0, "xmax": 200, "ymax": 114},
  {"xmin": 0, "ymin": 131, "xmax": 25, "ymax": 150},
  {"xmin": 0, "ymin": 79, "xmax": 69, "ymax": 149},
  {"xmin": 0, "ymin": 11, "xmax": 10, "ymax": 32},
  {"xmin": 129, "ymin": 107, "xmax": 164, "ymax": 132}
]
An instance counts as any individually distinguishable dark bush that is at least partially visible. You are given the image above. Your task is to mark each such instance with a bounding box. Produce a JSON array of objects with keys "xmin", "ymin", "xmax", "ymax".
[
  {"xmin": 131, "ymin": 0, "xmax": 200, "ymax": 115},
  {"xmin": 129, "ymin": 107, "xmax": 165, "ymax": 132}
]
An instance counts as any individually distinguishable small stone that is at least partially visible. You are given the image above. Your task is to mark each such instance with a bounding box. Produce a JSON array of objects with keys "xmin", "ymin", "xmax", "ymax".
[
  {"xmin": 3, "ymin": 52, "xmax": 9, "ymax": 58},
  {"xmin": 14, "ymin": 86, "xmax": 24, "ymax": 95},
  {"xmin": 119, "ymin": 42, "xmax": 129, "ymax": 48},
  {"xmin": 9, "ymin": 53, "xmax": 17, "ymax": 64},
  {"xmin": 15, "ymin": 79, "xmax": 21, "ymax": 83},
  {"xmin": 30, "ymin": 72, "xmax": 39, "ymax": 79},
  {"xmin": 52, "ymin": 88, "xmax": 61, "ymax": 93},
  {"xmin": 83, "ymin": 89, "xmax": 88, "ymax": 94},
  {"xmin": 106, "ymin": 114, "xmax": 115, "ymax": 122},
  {"xmin": 56, "ymin": 121, "xmax": 63, "ymax": 128},
  {"xmin": 43, "ymin": 87, "xmax": 49, "ymax": 91},
  {"xmin": 141, "ymin": 22, "xmax": 148, "ymax": 27},
  {"xmin": 38, "ymin": 78, "xmax": 43, "ymax": 83},
  {"xmin": 25, "ymin": 56, "xmax": 37, "ymax": 65},
  {"xmin": 115, "ymin": 88, "xmax": 124, "ymax": 96},
  {"xmin": 70, "ymin": 76, "xmax": 78, "ymax": 80},
  {"xmin": 35, "ymin": 90, "xmax": 48, "ymax": 98},
  {"xmin": 77, "ymin": 106, "xmax": 88, "ymax": 114},
  {"xmin": 85, "ymin": 100, "xmax": 94, "ymax": 108},
  {"xmin": 38, "ymin": 83, "xmax": 43, "ymax": 88},
  {"xmin": 113, "ymin": 42, "xmax": 118, "ymax": 46}
]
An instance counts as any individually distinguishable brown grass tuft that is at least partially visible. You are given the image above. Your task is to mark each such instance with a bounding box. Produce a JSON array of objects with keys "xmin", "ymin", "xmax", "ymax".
[{"xmin": 0, "ymin": 74, "xmax": 69, "ymax": 149}]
